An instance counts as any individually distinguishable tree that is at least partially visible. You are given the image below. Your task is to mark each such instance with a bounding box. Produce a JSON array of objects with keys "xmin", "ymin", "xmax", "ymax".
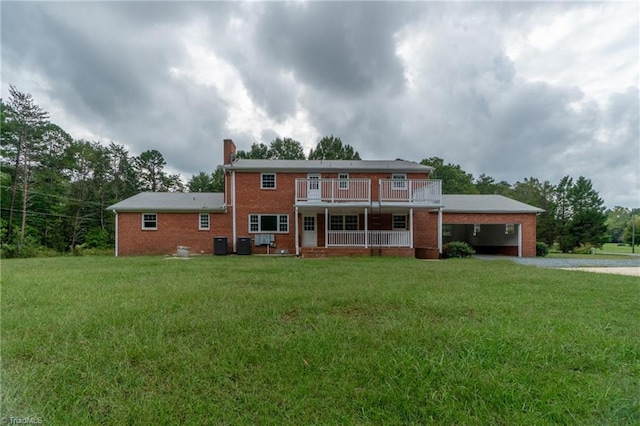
[
  {"xmin": 236, "ymin": 138, "xmax": 306, "ymax": 160},
  {"xmin": 605, "ymin": 206, "xmax": 631, "ymax": 243},
  {"xmin": 188, "ymin": 168, "xmax": 224, "ymax": 193},
  {"xmin": 308, "ymin": 136, "xmax": 360, "ymax": 160},
  {"xmin": 623, "ymin": 214, "xmax": 640, "ymax": 246},
  {"xmin": 512, "ymin": 178, "xmax": 556, "ymax": 245},
  {"xmin": 554, "ymin": 176, "xmax": 573, "ymax": 252},
  {"xmin": 135, "ymin": 149, "xmax": 170, "ymax": 192},
  {"xmin": 567, "ymin": 210, "xmax": 608, "ymax": 249},
  {"xmin": 555, "ymin": 176, "xmax": 607, "ymax": 251},
  {"xmin": 475, "ymin": 173, "xmax": 513, "ymax": 197},
  {"xmin": 236, "ymin": 143, "xmax": 271, "ymax": 159},
  {"xmin": 419, "ymin": 157, "xmax": 477, "ymax": 194},
  {"xmin": 268, "ymin": 137, "xmax": 306, "ymax": 160},
  {"xmin": 3, "ymin": 85, "xmax": 50, "ymax": 246},
  {"xmin": 107, "ymin": 142, "xmax": 139, "ymax": 201}
]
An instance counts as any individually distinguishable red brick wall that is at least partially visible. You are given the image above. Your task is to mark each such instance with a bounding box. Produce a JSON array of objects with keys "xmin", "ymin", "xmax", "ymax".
[
  {"xmin": 436, "ymin": 212, "xmax": 538, "ymax": 257},
  {"xmin": 116, "ymin": 167, "xmax": 436, "ymax": 257},
  {"xmin": 116, "ymin": 212, "xmax": 232, "ymax": 256},
  {"xmin": 229, "ymin": 170, "xmax": 433, "ymax": 254}
]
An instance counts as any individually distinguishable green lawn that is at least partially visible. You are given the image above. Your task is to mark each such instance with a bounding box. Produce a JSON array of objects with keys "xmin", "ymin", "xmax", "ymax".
[
  {"xmin": 597, "ymin": 243, "xmax": 639, "ymax": 255},
  {"xmin": 2, "ymin": 256, "xmax": 639, "ymax": 424}
]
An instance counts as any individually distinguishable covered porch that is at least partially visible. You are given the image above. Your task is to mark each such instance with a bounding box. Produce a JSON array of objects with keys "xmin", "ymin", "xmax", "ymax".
[{"xmin": 294, "ymin": 205, "xmax": 443, "ymax": 257}]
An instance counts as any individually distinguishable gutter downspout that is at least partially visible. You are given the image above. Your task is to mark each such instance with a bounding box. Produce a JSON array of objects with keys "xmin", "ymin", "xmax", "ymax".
[
  {"xmin": 437, "ymin": 208, "xmax": 443, "ymax": 254},
  {"xmin": 232, "ymin": 170, "xmax": 237, "ymax": 253},
  {"xmin": 114, "ymin": 211, "xmax": 118, "ymax": 257}
]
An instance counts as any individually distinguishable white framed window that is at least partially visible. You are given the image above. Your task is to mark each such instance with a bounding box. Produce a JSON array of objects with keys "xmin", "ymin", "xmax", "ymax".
[
  {"xmin": 392, "ymin": 173, "xmax": 407, "ymax": 189},
  {"xmin": 338, "ymin": 173, "xmax": 349, "ymax": 189},
  {"xmin": 505, "ymin": 224, "xmax": 515, "ymax": 235},
  {"xmin": 442, "ymin": 224, "xmax": 453, "ymax": 237},
  {"xmin": 142, "ymin": 213, "xmax": 157, "ymax": 230},
  {"xmin": 199, "ymin": 213, "xmax": 210, "ymax": 230},
  {"xmin": 248, "ymin": 214, "xmax": 288, "ymax": 233},
  {"xmin": 330, "ymin": 215, "xmax": 358, "ymax": 231},
  {"xmin": 473, "ymin": 224, "xmax": 481, "ymax": 236},
  {"xmin": 261, "ymin": 173, "xmax": 276, "ymax": 189},
  {"xmin": 392, "ymin": 214, "xmax": 407, "ymax": 230}
]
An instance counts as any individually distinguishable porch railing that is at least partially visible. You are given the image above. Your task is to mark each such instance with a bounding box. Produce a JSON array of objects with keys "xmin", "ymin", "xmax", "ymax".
[
  {"xmin": 379, "ymin": 179, "xmax": 442, "ymax": 205},
  {"xmin": 295, "ymin": 178, "xmax": 371, "ymax": 203},
  {"xmin": 327, "ymin": 230, "xmax": 411, "ymax": 247}
]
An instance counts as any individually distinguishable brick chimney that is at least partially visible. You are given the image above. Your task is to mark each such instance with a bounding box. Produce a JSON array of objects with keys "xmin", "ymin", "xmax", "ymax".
[{"xmin": 223, "ymin": 139, "xmax": 237, "ymax": 164}]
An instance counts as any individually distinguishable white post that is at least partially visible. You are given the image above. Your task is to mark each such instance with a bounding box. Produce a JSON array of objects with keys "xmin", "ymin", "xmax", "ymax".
[
  {"xmin": 295, "ymin": 206, "xmax": 299, "ymax": 256},
  {"xmin": 114, "ymin": 211, "xmax": 119, "ymax": 257},
  {"xmin": 325, "ymin": 208, "xmax": 329, "ymax": 248},
  {"xmin": 409, "ymin": 208, "xmax": 414, "ymax": 248},
  {"xmin": 364, "ymin": 207, "xmax": 368, "ymax": 248},
  {"xmin": 232, "ymin": 171, "xmax": 237, "ymax": 253},
  {"xmin": 438, "ymin": 208, "xmax": 443, "ymax": 254},
  {"xmin": 518, "ymin": 223, "xmax": 522, "ymax": 257}
]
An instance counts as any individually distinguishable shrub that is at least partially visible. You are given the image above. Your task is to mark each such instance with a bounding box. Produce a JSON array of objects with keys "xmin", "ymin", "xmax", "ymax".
[
  {"xmin": 84, "ymin": 227, "xmax": 111, "ymax": 249},
  {"xmin": 443, "ymin": 241, "xmax": 475, "ymax": 258},
  {"xmin": 536, "ymin": 242, "xmax": 549, "ymax": 257},
  {"xmin": 573, "ymin": 244, "xmax": 596, "ymax": 255}
]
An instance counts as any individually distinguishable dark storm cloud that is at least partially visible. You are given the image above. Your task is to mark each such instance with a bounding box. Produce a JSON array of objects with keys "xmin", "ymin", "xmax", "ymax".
[
  {"xmin": 1, "ymin": 1, "xmax": 231, "ymax": 175},
  {"xmin": 254, "ymin": 2, "xmax": 408, "ymax": 95},
  {"xmin": 1, "ymin": 2, "xmax": 637, "ymax": 206}
]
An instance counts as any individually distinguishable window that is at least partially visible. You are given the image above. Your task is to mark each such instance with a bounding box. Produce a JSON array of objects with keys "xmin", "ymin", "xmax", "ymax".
[
  {"xmin": 392, "ymin": 173, "xmax": 407, "ymax": 189},
  {"xmin": 142, "ymin": 213, "xmax": 157, "ymax": 230},
  {"xmin": 505, "ymin": 224, "xmax": 515, "ymax": 235},
  {"xmin": 338, "ymin": 173, "xmax": 349, "ymax": 189},
  {"xmin": 330, "ymin": 215, "xmax": 358, "ymax": 231},
  {"xmin": 249, "ymin": 214, "xmax": 288, "ymax": 233},
  {"xmin": 261, "ymin": 173, "xmax": 276, "ymax": 189},
  {"xmin": 199, "ymin": 213, "xmax": 210, "ymax": 230},
  {"xmin": 442, "ymin": 224, "xmax": 453, "ymax": 237},
  {"xmin": 392, "ymin": 215, "xmax": 407, "ymax": 230},
  {"xmin": 473, "ymin": 224, "xmax": 481, "ymax": 236}
]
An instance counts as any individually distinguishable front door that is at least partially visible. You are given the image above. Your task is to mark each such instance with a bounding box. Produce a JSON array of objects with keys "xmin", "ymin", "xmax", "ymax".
[
  {"xmin": 308, "ymin": 174, "xmax": 321, "ymax": 201},
  {"xmin": 302, "ymin": 214, "xmax": 317, "ymax": 247}
]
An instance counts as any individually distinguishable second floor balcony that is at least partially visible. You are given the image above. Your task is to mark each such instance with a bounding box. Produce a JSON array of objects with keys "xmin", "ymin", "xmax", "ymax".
[
  {"xmin": 295, "ymin": 178, "xmax": 371, "ymax": 204},
  {"xmin": 295, "ymin": 178, "xmax": 442, "ymax": 206}
]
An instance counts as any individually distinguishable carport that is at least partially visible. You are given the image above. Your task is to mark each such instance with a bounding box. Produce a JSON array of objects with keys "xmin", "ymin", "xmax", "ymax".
[
  {"xmin": 439, "ymin": 195, "xmax": 544, "ymax": 258},
  {"xmin": 444, "ymin": 223, "xmax": 521, "ymax": 256}
]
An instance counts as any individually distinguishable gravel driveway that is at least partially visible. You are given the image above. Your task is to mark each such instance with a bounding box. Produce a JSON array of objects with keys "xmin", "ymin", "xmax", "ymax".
[{"xmin": 475, "ymin": 255, "xmax": 640, "ymax": 277}]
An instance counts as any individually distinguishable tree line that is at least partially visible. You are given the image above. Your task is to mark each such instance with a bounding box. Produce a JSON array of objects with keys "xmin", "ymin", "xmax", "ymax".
[
  {"xmin": 1, "ymin": 86, "xmax": 635, "ymax": 257},
  {"xmin": 419, "ymin": 158, "xmax": 638, "ymax": 251},
  {"xmin": 1, "ymin": 86, "xmax": 183, "ymax": 256}
]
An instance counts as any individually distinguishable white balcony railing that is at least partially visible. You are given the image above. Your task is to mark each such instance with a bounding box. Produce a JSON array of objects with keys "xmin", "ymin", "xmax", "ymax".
[
  {"xmin": 327, "ymin": 230, "xmax": 411, "ymax": 247},
  {"xmin": 295, "ymin": 179, "xmax": 370, "ymax": 203},
  {"xmin": 379, "ymin": 179, "xmax": 442, "ymax": 205}
]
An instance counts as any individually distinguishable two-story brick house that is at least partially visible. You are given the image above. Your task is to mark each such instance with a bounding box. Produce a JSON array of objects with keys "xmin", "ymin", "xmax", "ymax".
[{"xmin": 108, "ymin": 139, "xmax": 543, "ymax": 257}]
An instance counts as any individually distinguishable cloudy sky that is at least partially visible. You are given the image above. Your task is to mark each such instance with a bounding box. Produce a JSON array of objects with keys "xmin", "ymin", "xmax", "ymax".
[{"xmin": 1, "ymin": 1, "xmax": 638, "ymax": 207}]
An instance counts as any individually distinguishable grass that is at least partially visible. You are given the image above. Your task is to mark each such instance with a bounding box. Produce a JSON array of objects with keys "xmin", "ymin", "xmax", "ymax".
[
  {"xmin": 2, "ymin": 256, "xmax": 639, "ymax": 424},
  {"xmin": 597, "ymin": 243, "xmax": 639, "ymax": 255}
]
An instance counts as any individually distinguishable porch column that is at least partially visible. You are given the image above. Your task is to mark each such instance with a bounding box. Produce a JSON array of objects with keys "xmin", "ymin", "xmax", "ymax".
[
  {"xmin": 364, "ymin": 207, "xmax": 368, "ymax": 248},
  {"xmin": 409, "ymin": 208, "xmax": 414, "ymax": 248},
  {"xmin": 517, "ymin": 223, "xmax": 522, "ymax": 257},
  {"xmin": 437, "ymin": 208, "xmax": 443, "ymax": 254},
  {"xmin": 325, "ymin": 208, "xmax": 328, "ymax": 248},
  {"xmin": 295, "ymin": 206, "xmax": 299, "ymax": 256}
]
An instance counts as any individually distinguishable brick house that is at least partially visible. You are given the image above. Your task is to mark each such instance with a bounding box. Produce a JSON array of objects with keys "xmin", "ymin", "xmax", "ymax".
[{"xmin": 108, "ymin": 139, "xmax": 543, "ymax": 257}]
